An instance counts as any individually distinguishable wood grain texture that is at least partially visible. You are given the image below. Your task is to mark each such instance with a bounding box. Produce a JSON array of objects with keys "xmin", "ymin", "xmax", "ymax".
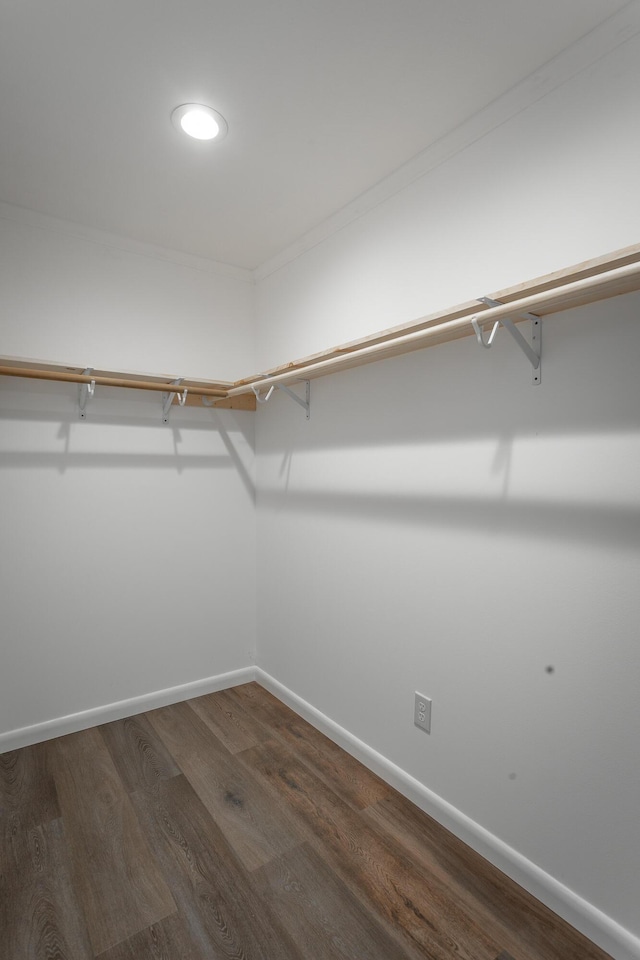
[
  {"xmin": 0, "ymin": 818, "xmax": 93, "ymax": 960},
  {"xmin": 0, "ymin": 742, "xmax": 60, "ymax": 832},
  {"xmin": 94, "ymin": 914, "xmax": 207, "ymax": 960},
  {"xmin": 129, "ymin": 773, "xmax": 303, "ymax": 960},
  {"xmin": 179, "ymin": 392, "xmax": 257, "ymax": 411},
  {"xmin": 53, "ymin": 727, "xmax": 175, "ymax": 955},
  {"xmin": 252, "ymin": 841, "xmax": 413, "ymax": 960},
  {"xmin": 148, "ymin": 700, "xmax": 305, "ymax": 871},
  {"xmin": 363, "ymin": 793, "xmax": 609, "ymax": 960},
  {"xmin": 1, "ymin": 739, "xmax": 62, "ymax": 915},
  {"xmin": 238, "ymin": 736, "xmax": 504, "ymax": 960},
  {"xmin": 1, "ymin": 683, "xmax": 616, "ymax": 960},
  {"xmin": 228, "ymin": 683, "xmax": 392, "ymax": 810},
  {"xmin": 187, "ymin": 687, "xmax": 272, "ymax": 754},
  {"xmin": 99, "ymin": 713, "xmax": 181, "ymax": 796}
]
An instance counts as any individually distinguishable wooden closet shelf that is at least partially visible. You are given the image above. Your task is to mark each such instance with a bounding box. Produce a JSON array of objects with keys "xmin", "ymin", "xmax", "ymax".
[
  {"xmin": 0, "ymin": 361, "xmax": 256, "ymax": 410},
  {"xmin": 228, "ymin": 242, "xmax": 640, "ymax": 395},
  {"xmin": 2, "ymin": 241, "xmax": 640, "ymax": 411}
]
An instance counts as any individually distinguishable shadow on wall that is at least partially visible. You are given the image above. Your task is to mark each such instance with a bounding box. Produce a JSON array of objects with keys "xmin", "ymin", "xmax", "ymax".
[
  {"xmin": 260, "ymin": 382, "xmax": 640, "ymax": 453},
  {"xmin": 258, "ymin": 488, "xmax": 640, "ymax": 554},
  {"xmin": 0, "ymin": 406, "xmax": 256, "ymax": 500},
  {"xmin": 257, "ymin": 293, "xmax": 640, "ymax": 456}
]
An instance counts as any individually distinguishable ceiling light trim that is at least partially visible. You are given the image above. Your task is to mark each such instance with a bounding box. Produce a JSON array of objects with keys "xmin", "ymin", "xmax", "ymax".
[{"xmin": 171, "ymin": 103, "xmax": 228, "ymax": 142}]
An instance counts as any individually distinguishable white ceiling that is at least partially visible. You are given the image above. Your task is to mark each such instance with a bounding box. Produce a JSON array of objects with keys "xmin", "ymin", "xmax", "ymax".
[{"xmin": 0, "ymin": 1, "xmax": 629, "ymax": 271}]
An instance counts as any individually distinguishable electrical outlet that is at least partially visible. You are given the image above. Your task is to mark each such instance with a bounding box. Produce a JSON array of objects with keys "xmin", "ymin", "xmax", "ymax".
[{"xmin": 414, "ymin": 692, "xmax": 432, "ymax": 733}]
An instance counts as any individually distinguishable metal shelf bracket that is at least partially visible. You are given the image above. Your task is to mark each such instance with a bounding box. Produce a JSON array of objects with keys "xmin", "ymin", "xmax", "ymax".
[
  {"xmin": 251, "ymin": 383, "xmax": 276, "ymax": 404},
  {"xmin": 278, "ymin": 381, "xmax": 310, "ymax": 419},
  {"xmin": 78, "ymin": 368, "xmax": 95, "ymax": 419},
  {"xmin": 162, "ymin": 378, "xmax": 187, "ymax": 422},
  {"xmin": 472, "ymin": 297, "xmax": 541, "ymax": 385},
  {"xmin": 252, "ymin": 379, "xmax": 310, "ymax": 418}
]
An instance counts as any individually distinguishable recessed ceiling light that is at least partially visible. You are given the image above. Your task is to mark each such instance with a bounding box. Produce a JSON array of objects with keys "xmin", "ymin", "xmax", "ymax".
[{"xmin": 171, "ymin": 103, "xmax": 228, "ymax": 142}]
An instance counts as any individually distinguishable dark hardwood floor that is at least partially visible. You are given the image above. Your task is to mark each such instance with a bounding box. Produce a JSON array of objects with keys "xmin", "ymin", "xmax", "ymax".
[{"xmin": 0, "ymin": 682, "xmax": 614, "ymax": 959}]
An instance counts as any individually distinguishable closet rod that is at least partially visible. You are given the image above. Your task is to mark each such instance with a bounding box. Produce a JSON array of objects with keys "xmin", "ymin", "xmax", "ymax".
[
  {"xmin": 0, "ymin": 366, "xmax": 229, "ymax": 398},
  {"xmin": 227, "ymin": 257, "xmax": 640, "ymax": 396}
]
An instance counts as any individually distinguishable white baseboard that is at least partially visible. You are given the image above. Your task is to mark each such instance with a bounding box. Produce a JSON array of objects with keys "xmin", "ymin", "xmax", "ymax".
[
  {"xmin": 255, "ymin": 669, "xmax": 640, "ymax": 960},
  {"xmin": 0, "ymin": 666, "xmax": 258, "ymax": 753}
]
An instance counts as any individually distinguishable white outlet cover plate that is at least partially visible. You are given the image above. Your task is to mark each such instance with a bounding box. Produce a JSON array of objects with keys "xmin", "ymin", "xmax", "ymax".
[{"xmin": 414, "ymin": 692, "xmax": 432, "ymax": 733}]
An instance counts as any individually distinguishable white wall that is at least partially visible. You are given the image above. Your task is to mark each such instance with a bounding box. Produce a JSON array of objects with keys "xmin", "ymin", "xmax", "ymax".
[
  {"xmin": 2, "ymin": 11, "xmax": 639, "ymax": 955},
  {"xmin": 254, "ymin": 24, "xmax": 640, "ymax": 953},
  {"xmin": 0, "ymin": 207, "xmax": 253, "ymax": 379},
  {"xmin": 0, "ymin": 215, "xmax": 256, "ymax": 740},
  {"xmin": 255, "ymin": 21, "xmax": 640, "ymax": 367}
]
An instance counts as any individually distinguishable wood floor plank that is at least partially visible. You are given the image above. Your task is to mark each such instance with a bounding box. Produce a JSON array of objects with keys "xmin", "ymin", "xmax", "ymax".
[
  {"xmin": 363, "ymin": 796, "xmax": 534, "ymax": 960},
  {"xmin": 363, "ymin": 793, "xmax": 613, "ymax": 960},
  {"xmin": 99, "ymin": 713, "xmax": 181, "ymax": 796},
  {"xmin": 227, "ymin": 681, "xmax": 299, "ymax": 727},
  {"xmin": 1, "ymin": 740, "xmax": 61, "ymax": 892},
  {"xmin": 0, "ymin": 741, "xmax": 60, "ymax": 831},
  {"xmin": 188, "ymin": 687, "xmax": 273, "ymax": 754},
  {"xmin": 52, "ymin": 726, "xmax": 176, "ymax": 955},
  {"xmin": 227, "ymin": 683, "xmax": 391, "ymax": 810},
  {"xmin": 226, "ymin": 683, "xmax": 311, "ymax": 743},
  {"xmin": 148, "ymin": 699, "xmax": 306, "ymax": 871},
  {"xmin": 2, "ymin": 686, "xmax": 618, "ymax": 960},
  {"xmin": 129, "ymin": 772, "xmax": 304, "ymax": 960},
  {"xmin": 0, "ymin": 818, "xmax": 93, "ymax": 960},
  {"xmin": 238, "ymin": 736, "xmax": 504, "ymax": 960},
  {"xmin": 252, "ymin": 840, "xmax": 415, "ymax": 960},
  {"xmin": 94, "ymin": 914, "xmax": 206, "ymax": 960}
]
